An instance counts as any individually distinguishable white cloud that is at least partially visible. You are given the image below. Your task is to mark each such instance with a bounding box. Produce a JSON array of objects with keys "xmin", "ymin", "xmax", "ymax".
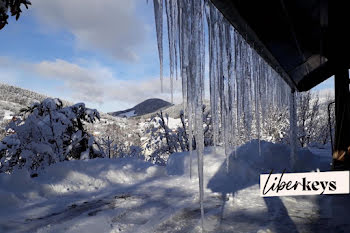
[
  {"xmin": 105, "ymin": 77, "xmax": 182, "ymax": 105},
  {"xmin": 32, "ymin": 0, "xmax": 147, "ymax": 62},
  {"xmin": 0, "ymin": 57, "xmax": 182, "ymax": 110}
]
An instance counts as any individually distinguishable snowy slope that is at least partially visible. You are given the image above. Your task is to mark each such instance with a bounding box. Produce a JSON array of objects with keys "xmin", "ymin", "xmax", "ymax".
[
  {"xmin": 138, "ymin": 99, "xmax": 211, "ymax": 120},
  {"xmin": 118, "ymin": 110, "xmax": 136, "ymax": 118},
  {"xmin": 0, "ymin": 83, "xmax": 73, "ymax": 139},
  {"xmin": 0, "ymin": 83, "xmax": 72, "ymax": 112},
  {"xmin": 0, "ymin": 141, "xmax": 345, "ymax": 233},
  {"xmin": 0, "ymin": 82, "xmax": 132, "ymax": 142}
]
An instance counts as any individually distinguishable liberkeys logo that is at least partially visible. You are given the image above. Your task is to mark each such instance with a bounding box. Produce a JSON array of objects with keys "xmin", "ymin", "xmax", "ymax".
[{"xmin": 260, "ymin": 170, "xmax": 350, "ymax": 197}]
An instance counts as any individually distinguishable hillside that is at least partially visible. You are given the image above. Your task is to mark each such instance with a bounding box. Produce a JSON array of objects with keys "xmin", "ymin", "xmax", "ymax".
[
  {"xmin": 139, "ymin": 99, "xmax": 211, "ymax": 119},
  {"xmin": 0, "ymin": 82, "xmax": 73, "ymax": 118},
  {"xmin": 109, "ymin": 98, "xmax": 173, "ymax": 118},
  {"xmin": 0, "ymin": 83, "xmax": 53, "ymax": 139},
  {"xmin": 0, "ymin": 82, "xmax": 126, "ymax": 122},
  {"xmin": 0, "ymin": 83, "xmax": 129, "ymax": 140},
  {"xmin": 0, "ymin": 83, "xmax": 46, "ymax": 122},
  {"xmin": 0, "ymin": 83, "xmax": 145, "ymax": 157}
]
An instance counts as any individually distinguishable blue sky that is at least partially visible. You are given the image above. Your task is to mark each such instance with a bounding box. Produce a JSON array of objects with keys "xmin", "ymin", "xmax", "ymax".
[
  {"xmin": 0, "ymin": 0, "xmax": 333, "ymax": 112},
  {"xmin": 0, "ymin": 0, "xmax": 181, "ymax": 112}
]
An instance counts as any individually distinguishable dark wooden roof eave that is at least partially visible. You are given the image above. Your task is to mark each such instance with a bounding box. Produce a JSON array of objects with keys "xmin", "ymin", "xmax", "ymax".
[{"xmin": 209, "ymin": 0, "xmax": 298, "ymax": 90}]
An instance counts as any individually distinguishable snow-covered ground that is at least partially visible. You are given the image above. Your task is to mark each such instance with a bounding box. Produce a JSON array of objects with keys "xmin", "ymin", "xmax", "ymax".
[
  {"xmin": 0, "ymin": 141, "xmax": 348, "ymax": 233},
  {"xmin": 2, "ymin": 110, "xmax": 14, "ymax": 120}
]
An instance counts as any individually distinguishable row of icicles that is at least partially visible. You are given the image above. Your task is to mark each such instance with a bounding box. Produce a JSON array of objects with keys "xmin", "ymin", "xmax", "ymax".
[{"xmin": 151, "ymin": 0, "xmax": 298, "ymax": 230}]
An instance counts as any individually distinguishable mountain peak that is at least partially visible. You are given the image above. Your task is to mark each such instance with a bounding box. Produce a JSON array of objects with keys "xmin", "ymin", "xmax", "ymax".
[{"xmin": 109, "ymin": 98, "xmax": 172, "ymax": 118}]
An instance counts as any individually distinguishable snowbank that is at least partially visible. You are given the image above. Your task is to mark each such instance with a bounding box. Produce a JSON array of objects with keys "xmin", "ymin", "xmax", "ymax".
[
  {"xmin": 0, "ymin": 140, "xmax": 320, "ymax": 213},
  {"xmin": 37, "ymin": 158, "xmax": 165, "ymax": 193},
  {"xmin": 0, "ymin": 142, "xmax": 335, "ymax": 233},
  {"xmin": 0, "ymin": 158, "xmax": 166, "ymax": 212},
  {"xmin": 167, "ymin": 140, "xmax": 320, "ymax": 194},
  {"xmin": 167, "ymin": 147, "xmax": 226, "ymax": 183},
  {"xmin": 0, "ymin": 169, "xmax": 44, "ymax": 209}
]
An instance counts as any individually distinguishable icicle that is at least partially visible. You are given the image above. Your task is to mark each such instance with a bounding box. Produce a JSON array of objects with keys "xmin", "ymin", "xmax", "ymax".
[
  {"xmin": 243, "ymin": 45, "xmax": 253, "ymax": 141},
  {"xmin": 165, "ymin": 0, "xmax": 176, "ymax": 103},
  {"xmin": 153, "ymin": 0, "xmax": 164, "ymax": 93},
  {"xmin": 230, "ymin": 28, "xmax": 237, "ymax": 159},
  {"xmin": 173, "ymin": 0, "xmax": 179, "ymax": 81},
  {"xmin": 178, "ymin": 0, "xmax": 187, "ymax": 122},
  {"xmin": 224, "ymin": 21, "xmax": 234, "ymax": 171},
  {"xmin": 151, "ymin": 0, "xmax": 294, "ymax": 230},
  {"xmin": 236, "ymin": 33, "xmax": 243, "ymax": 145},
  {"xmin": 218, "ymin": 14, "xmax": 224, "ymax": 148},
  {"xmin": 254, "ymin": 54, "xmax": 261, "ymax": 156},
  {"xmin": 260, "ymin": 58, "xmax": 267, "ymax": 132},
  {"xmin": 289, "ymin": 90, "xmax": 297, "ymax": 170},
  {"xmin": 190, "ymin": 0, "xmax": 206, "ymax": 229},
  {"xmin": 212, "ymin": 4, "xmax": 220, "ymax": 150},
  {"xmin": 223, "ymin": 74, "xmax": 230, "ymax": 173},
  {"xmin": 188, "ymin": 95, "xmax": 193, "ymax": 179},
  {"xmin": 207, "ymin": 2, "xmax": 219, "ymax": 150}
]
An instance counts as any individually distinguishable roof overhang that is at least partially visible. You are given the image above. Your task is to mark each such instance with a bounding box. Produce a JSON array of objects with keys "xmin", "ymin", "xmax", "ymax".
[{"xmin": 210, "ymin": 0, "xmax": 350, "ymax": 91}]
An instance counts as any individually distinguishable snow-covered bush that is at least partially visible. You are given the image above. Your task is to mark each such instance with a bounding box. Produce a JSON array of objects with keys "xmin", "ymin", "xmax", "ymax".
[
  {"xmin": 145, "ymin": 106, "xmax": 213, "ymax": 165},
  {"xmin": 0, "ymin": 98, "xmax": 102, "ymax": 173}
]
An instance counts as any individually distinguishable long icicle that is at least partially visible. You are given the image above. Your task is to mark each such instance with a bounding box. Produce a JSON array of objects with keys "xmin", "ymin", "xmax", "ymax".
[
  {"xmin": 289, "ymin": 90, "xmax": 297, "ymax": 170},
  {"xmin": 255, "ymin": 55, "xmax": 261, "ymax": 156},
  {"xmin": 190, "ymin": 0, "xmax": 205, "ymax": 228},
  {"xmin": 165, "ymin": 0, "xmax": 175, "ymax": 103},
  {"xmin": 153, "ymin": 0, "xmax": 164, "ymax": 93}
]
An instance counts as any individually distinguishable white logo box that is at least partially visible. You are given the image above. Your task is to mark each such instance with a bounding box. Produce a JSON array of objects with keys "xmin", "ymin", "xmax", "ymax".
[{"xmin": 260, "ymin": 171, "xmax": 350, "ymax": 197}]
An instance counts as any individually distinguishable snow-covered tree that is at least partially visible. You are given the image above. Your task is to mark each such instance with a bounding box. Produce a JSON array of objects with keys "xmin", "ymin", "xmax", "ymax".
[
  {"xmin": 295, "ymin": 91, "xmax": 334, "ymax": 147},
  {"xmin": 0, "ymin": 98, "xmax": 102, "ymax": 174},
  {"xmin": 260, "ymin": 105, "xmax": 290, "ymax": 143},
  {"xmin": 91, "ymin": 118, "xmax": 143, "ymax": 159}
]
